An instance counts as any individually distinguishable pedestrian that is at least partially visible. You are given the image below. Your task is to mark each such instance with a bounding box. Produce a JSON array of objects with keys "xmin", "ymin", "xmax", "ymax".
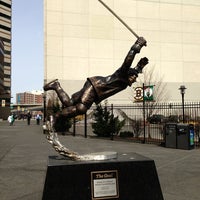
[
  {"xmin": 12, "ymin": 113, "xmax": 16, "ymax": 124},
  {"xmin": 7, "ymin": 114, "xmax": 13, "ymax": 126},
  {"xmin": 36, "ymin": 113, "xmax": 41, "ymax": 125},
  {"xmin": 27, "ymin": 112, "xmax": 32, "ymax": 125}
]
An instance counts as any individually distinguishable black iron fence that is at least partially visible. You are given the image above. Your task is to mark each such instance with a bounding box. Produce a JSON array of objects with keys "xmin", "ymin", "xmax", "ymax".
[{"xmin": 74, "ymin": 102, "xmax": 200, "ymax": 148}]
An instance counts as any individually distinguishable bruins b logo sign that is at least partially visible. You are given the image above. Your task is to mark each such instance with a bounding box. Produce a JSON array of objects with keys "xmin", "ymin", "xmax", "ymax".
[
  {"xmin": 133, "ymin": 86, "xmax": 154, "ymax": 102},
  {"xmin": 133, "ymin": 87, "xmax": 143, "ymax": 102}
]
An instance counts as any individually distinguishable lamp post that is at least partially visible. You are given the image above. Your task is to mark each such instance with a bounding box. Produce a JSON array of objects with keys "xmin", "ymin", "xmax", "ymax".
[
  {"xmin": 43, "ymin": 93, "xmax": 47, "ymax": 123},
  {"xmin": 179, "ymin": 85, "xmax": 186, "ymax": 123}
]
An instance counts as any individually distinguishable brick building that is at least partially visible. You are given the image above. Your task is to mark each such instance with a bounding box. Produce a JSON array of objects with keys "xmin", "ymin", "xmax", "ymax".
[{"xmin": 16, "ymin": 91, "xmax": 43, "ymax": 105}]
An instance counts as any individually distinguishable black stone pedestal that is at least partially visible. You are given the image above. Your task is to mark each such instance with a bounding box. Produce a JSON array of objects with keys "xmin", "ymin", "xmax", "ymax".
[{"xmin": 42, "ymin": 153, "xmax": 163, "ymax": 200}]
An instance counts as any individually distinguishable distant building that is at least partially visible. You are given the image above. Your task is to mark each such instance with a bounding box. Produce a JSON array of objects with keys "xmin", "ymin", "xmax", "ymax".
[
  {"xmin": 16, "ymin": 91, "xmax": 43, "ymax": 105},
  {"xmin": 0, "ymin": 0, "xmax": 12, "ymax": 120}
]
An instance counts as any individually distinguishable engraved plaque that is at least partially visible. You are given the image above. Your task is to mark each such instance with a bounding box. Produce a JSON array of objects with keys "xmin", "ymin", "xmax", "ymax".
[{"xmin": 91, "ymin": 170, "xmax": 119, "ymax": 200}]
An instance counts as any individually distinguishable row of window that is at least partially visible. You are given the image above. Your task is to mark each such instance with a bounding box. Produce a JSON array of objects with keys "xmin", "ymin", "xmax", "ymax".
[
  {"xmin": 4, "ymin": 61, "xmax": 11, "ymax": 66},
  {"xmin": 0, "ymin": 1, "xmax": 11, "ymax": 9},
  {"xmin": 0, "ymin": 24, "xmax": 11, "ymax": 32},
  {"xmin": 4, "ymin": 74, "xmax": 10, "ymax": 79},
  {"xmin": 0, "ymin": 12, "xmax": 11, "ymax": 20},
  {"xmin": 1, "ymin": 38, "xmax": 10, "ymax": 43}
]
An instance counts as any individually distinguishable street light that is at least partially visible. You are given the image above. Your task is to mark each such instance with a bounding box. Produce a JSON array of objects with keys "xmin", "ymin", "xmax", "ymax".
[
  {"xmin": 179, "ymin": 85, "xmax": 186, "ymax": 123},
  {"xmin": 43, "ymin": 93, "xmax": 47, "ymax": 123}
]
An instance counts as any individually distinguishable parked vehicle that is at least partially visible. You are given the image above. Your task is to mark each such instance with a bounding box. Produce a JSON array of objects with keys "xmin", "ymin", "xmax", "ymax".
[
  {"xmin": 147, "ymin": 114, "xmax": 165, "ymax": 124},
  {"xmin": 167, "ymin": 115, "xmax": 179, "ymax": 123}
]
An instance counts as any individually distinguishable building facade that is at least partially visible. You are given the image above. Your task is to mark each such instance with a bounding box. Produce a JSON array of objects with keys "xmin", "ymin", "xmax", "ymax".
[
  {"xmin": 0, "ymin": 0, "xmax": 12, "ymax": 119},
  {"xmin": 16, "ymin": 91, "xmax": 43, "ymax": 105},
  {"xmin": 0, "ymin": 39, "xmax": 4, "ymax": 94},
  {"xmin": 44, "ymin": 0, "xmax": 200, "ymax": 105}
]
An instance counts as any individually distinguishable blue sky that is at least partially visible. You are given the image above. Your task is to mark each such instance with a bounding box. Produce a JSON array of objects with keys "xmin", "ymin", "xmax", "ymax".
[{"xmin": 12, "ymin": 0, "xmax": 43, "ymax": 103}]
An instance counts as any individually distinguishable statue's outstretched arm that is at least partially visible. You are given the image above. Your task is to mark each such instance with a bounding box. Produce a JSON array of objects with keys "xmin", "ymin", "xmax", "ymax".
[{"xmin": 122, "ymin": 37, "xmax": 147, "ymax": 70}]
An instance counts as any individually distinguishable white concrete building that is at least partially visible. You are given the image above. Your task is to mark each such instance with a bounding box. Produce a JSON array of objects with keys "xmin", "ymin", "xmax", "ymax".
[{"xmin": 44, "ymin": 0, "xmax": 200, "ymax": 104}]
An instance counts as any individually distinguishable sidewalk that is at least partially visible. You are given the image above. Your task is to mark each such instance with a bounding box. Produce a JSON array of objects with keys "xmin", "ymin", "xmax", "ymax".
[{"xmin": 0, "ymin": 120, "xmax": 200, "ymax": 200}]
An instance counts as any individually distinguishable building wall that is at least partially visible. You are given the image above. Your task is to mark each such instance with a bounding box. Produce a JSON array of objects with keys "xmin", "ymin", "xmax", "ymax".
[
  {"xmin": 44, "ymin": 0, "xmax": 200, "ymax": 104},
  {"xmin": 16, "ymin": 92, "xmax": 43, "ymax": 104},
  {"xmin": 0, "ymin": 39, "xmax": 4, "ymax": 93},
  {"xmin": 0, "ymin": 0, "xmax": 12, "ymax": 119}
]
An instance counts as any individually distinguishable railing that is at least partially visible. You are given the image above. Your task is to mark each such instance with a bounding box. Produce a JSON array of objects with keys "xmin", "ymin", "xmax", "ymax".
[{"xmin": 74, "ymin": 102, "xmax": 200, "ymax": 148}]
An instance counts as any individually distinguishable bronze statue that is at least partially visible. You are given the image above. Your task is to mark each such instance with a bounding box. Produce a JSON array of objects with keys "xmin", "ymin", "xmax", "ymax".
[{"xmin": 44, "ymin": 37, "xmax": 148, "ymax": 118}]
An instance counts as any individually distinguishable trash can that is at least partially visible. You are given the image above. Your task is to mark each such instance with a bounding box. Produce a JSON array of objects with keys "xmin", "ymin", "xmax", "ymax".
[
  {"xmin": 176, "ymin": 124, "xmax": 194, "ymax": 150},
  {"xmin": 165, "ymin": 123, "xmax": 177, "ymax": 148}
]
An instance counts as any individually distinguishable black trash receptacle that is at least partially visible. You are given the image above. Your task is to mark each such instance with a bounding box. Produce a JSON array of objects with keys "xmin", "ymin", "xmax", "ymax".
[
  {"xmin": 177, "ymin": 123, "xmax": 194, "ymax": 150},
  {"xmin": 165, "ymin": 123, "xmax": 177, "ymax": 148}
]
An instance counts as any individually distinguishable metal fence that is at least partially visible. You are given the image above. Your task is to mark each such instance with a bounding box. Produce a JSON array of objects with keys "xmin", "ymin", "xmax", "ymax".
[{"xmin": 74, "ymin": 102, "xmax": 200, "ymax": 148}]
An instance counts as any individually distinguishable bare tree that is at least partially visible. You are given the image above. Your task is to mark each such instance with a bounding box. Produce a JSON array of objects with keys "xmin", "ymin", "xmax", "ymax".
[
  {"xmin": 131, "ymin": 65, "xmax": 169, "ymax": 117},
  {"xmin": 116, "ymin": 108, "xmax": 143, "ymax": 137}
]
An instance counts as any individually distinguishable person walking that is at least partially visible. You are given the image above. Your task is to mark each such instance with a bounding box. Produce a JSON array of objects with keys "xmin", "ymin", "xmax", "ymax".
[
  {"xmin": 27, "ymin": 112, "xmax": 32, "ymax": 125},
  {"xmin": 7, "ymin": 114, "xmax": 13, "ymax": 126},
  {"xmin": 36, "ymin": 113, "xmax": 41, "ymax": 125}
]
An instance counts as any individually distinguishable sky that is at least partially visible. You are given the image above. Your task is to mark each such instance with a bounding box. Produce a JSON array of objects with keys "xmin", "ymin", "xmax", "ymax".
[{"xmin": 12, "ymin": 0, "xmax": 43, "ymax": 103}]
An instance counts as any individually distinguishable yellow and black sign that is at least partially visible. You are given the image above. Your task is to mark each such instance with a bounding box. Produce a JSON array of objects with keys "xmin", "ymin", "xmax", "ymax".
[{"xmin": 133, "ymin": 87, "xmax": 143, "ymax": 102}]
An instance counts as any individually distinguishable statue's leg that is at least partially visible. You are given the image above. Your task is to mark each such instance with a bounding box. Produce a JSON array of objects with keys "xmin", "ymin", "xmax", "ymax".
[
  {"xmin": 44, "ymin": 79, "xmax": 72, "ymax": 107},
  {"xmin": 61, "ymin": 83, "xmax": 96, "ymax": 118},
  {"xmin": 61, "ymin": 103, "xmax": 88, "ymax": 118}
]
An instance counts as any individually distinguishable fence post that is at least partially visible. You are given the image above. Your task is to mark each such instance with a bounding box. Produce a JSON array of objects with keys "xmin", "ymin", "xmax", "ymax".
[
  {"xmin": 73, "ymin": 117, "xmax": 76, "ymax": 136},
  {"xmin": 84, "ymin": 113, "xmax": 87, "ymax": 138},
  {"xmin": 111, "ymin": 104, "xmax": 114, "ymax": 140},
  {"xmin": 143, "ymin": 83, "xmax": 146, "ymax": 143}
]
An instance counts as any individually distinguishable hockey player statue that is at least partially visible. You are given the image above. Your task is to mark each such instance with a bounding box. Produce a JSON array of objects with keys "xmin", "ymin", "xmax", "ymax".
[{"xmin": 43, "ymin": 37, "xmax": 148, "ymax": 160}]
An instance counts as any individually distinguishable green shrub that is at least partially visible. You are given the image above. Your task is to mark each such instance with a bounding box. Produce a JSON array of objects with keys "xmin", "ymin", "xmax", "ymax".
[
  {"xmin": 54, "ymin": 115, "xmax": 72, "ymax": 133},
  {"xmin": 92, "ymin": 103, "xmax": 125, "ymax": 137}
]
